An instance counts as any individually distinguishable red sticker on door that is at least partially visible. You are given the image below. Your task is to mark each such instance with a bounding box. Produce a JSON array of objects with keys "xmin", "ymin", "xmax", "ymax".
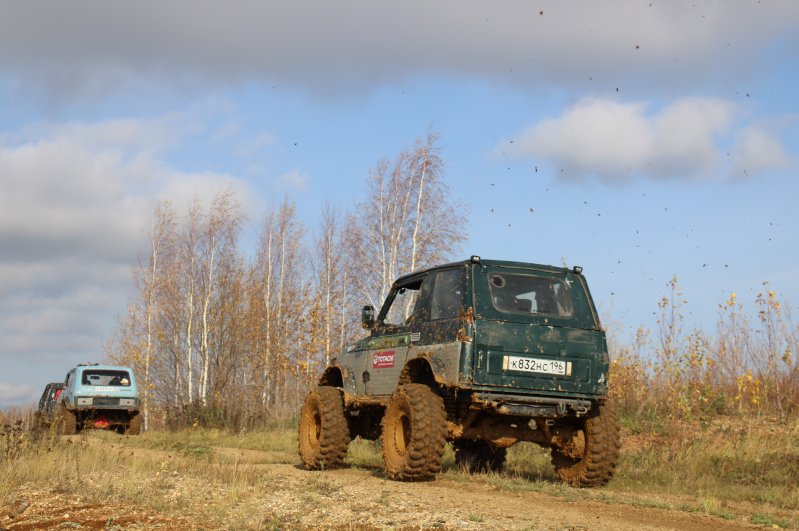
[{"xmin": 373, "ymin": 351, "xmax": 395, "ymax": 369}]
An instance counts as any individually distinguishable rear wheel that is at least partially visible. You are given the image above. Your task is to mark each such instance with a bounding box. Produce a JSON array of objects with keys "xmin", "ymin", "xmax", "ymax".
[
  {"xmin": 126, "ymin": 414, "xmax": 142, "ymax": 435},
  {"xmin": 454, "ymin": 439, "xmax": 507, "ymax": 473},
  {"xmin": 550, "ymin": 402, "xmax": 620, "ymax": 487},
  {"xmin": 382, "ymin": 384, "xmax": 447, "ymax": 481},
  {"xmin": 298, "ymin": 386, "xmax": 351, "ymax": 469},
  {"xmin": 55, "ymin": 404, "xmax": 78, "ymax": 435}
]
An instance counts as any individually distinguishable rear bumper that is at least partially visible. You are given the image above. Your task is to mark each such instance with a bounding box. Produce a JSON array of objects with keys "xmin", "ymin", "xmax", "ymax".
[
  {"xmin": 73, "ymin": 396, "xmax": 138, "ymax": 409},
  {"xmin": 472, "ymin": 391, "xmax": 594, "ymax": 418},
  {"xmin": 74, "ymin": 406, "xmax": 140, "ymax": 412}
]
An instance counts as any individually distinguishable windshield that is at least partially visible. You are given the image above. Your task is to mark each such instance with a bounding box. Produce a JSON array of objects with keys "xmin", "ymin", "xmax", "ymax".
[
  {"xmin": 487, "ymin": 273, "xmax": 574, "ymax": 318},
  {"xmin": 383, "ymin": 285, "xmax": 421, "ymax": 326},
  {"xmin": 81, "ymin": 370, "xmax": 131, "ymax": 386}
]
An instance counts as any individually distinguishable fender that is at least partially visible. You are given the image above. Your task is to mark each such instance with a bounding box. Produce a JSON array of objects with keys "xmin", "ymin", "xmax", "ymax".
[
  {"xmin": 318, "ymin": 365, "xmax": 357, "ymax": 394},
  {"xmin": 398, "ymin": 356, "xmax": 447, "ymax": 387}
]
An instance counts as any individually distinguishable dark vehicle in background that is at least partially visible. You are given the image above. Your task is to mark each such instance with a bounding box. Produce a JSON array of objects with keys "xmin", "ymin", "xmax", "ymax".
[
  {"xmin": 55, "ymin": 363, "xmax": 141, "ymax": 435},
  {"xmin": 31, "ymin": 382, "xmax": 64, "ymax": 431},
  {"xmin": 299, "ymin": 257, "xmax": 620, "ymax": 486}
]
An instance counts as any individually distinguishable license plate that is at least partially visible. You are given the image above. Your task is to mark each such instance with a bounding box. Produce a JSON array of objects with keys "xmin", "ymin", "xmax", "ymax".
[{"xmin": 503, "ymin": 355, "xmax": 571, "ymax": 376}]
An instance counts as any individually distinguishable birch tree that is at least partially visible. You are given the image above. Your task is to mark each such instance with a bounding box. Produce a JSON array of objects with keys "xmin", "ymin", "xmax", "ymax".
[
  {"xmin": 140, "ymin": 202, "xmax": 176, "ymax": 430},
  {"xmin": 311, "ymin": 203, "xmax": 342, "ymax": 368},
  {"xmin": 251, "ymin": 199, "xmax": 306, "ymax": 412},
  {"xmin": 349, "ymin": 132, "xmax": 464, "ymax": 310},
  {"xmin": 108, "ymin": 131, "xmax": 466, "ymax": 428},
  {"xmin": 197, "ymin": 190, "xmax": 243, "ymax": 406}
]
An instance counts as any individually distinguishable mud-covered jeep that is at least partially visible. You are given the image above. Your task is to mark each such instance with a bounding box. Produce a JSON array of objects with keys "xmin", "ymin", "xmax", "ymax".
[
  {"xmin": 299, "ymin": 257, "xmax": 620, "ymax": 486},
  {"xmin": 56, "ymin": 364, "xmax": 141, "ymax": 435}
]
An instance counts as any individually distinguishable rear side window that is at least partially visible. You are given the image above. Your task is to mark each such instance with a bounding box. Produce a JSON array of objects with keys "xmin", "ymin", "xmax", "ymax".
[
  {"xmin": 488, "ymin": 273, "xmax": 574, "ymax": 318},
  {"xmin": 430, "ymin": 269, "xmax": 465, "ymax": 320},
  {"xmin": 81, "ymin": 370, "xmax": 131, "ymax": 386}
]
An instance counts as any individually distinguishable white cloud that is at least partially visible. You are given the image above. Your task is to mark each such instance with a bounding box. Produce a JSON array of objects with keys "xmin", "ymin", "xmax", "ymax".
[
  {"xmin": 731, "ymin": 127, "xmax": 791, "ymax": 178},
  {"xmin": 0, "ymin": 382, "xmax": 35, "ymax": 407},
  {"xmin": 235, "ymin": 133, "xmax": 276, "ymax": 158},
  {"xmin": 1, "ymin": 1, "xmax": 798, "ymax": 100},
  {"xmin": 157, "ymin": 169, "xmax": 260, "ymax": 219},
  {"xmin": 0, "ymin": 112, "xmax": 260, "ymax": 406},
  {"xmin": 277, "ymin": 170, "xmax": 310, "ymax": 192},
  {"xmin": 511, "ymin": 99, "xmax": 655, "ymax": 179},
  {"xmin": 504, "ymin": 97, "xmax": 791, "ymax": 183},
  {"xmin": 0, "ymin": 139, "xmax": 153, "ymax": 256},
  {"xmin": 650, "ymin": 99, "xmax": 733, "ymax": 176}
]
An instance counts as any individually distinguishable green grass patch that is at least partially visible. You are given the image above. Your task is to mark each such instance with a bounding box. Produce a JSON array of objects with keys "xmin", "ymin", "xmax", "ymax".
[
  {"xmin": 345, "ymin": 437, "xmax": 383, "ymax": 468},
  {"xmin": 750, "ymin": 513, "xmax": 794, "ymax": 529}
]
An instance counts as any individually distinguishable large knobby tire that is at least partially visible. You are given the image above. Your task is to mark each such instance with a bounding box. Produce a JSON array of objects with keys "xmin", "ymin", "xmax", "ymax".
[
  {"xmin": 550, "ymin": 401, "xmax": 621, "ymax": 487},
  {"xmin": 382, "ymin": 383, "xmax": 447, "ymax": 481},
  {"xmin": 298, "ymin": 386, "xmax": 351, "ymax": 469},
  {"xmin": 126, "ymin": 413, "xmax": 142, "ymax": 435},
  {"xmin": 55, "ymin": 404, "xmax": 78, "ymax": 435},
  {"xmin": 454, "ymin": 439, "xmax": 507, "ymax": 473}
]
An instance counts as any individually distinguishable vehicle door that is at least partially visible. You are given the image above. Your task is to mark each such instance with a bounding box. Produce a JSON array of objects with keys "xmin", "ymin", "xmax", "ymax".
[
  {"xmin": 62, "ymin": 370, "xmax": 76, "ymax": 407},
  {"xmin": 358, "ymin": 273, "xmax": 430, "ymax": 396}
]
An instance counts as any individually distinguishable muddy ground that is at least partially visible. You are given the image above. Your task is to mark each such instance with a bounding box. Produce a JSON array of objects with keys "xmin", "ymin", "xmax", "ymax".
[{"xmin": 1, "ymin": 437, "xmax": 772, "ymax": 530}]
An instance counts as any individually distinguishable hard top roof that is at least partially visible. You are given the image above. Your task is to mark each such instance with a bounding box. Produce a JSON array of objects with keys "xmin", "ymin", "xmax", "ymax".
[
  {"xmin": 393, "ymin": 257, "xmax": 572, "ymax": 284},
  {"xmin": 74, "ymin": 364, "xmax": 134, "ymax": 373}
]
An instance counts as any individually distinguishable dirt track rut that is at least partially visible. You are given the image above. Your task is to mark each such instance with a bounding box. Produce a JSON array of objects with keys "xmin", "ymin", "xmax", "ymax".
[{"xmin": 2, "ymin": 438, "xmax": 765, "ymax": 530}]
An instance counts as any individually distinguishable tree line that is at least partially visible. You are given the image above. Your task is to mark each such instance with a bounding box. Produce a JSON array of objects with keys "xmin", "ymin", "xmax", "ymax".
[
  {"xmin": 106, "ymin": 131, "xmax": 798, "ymax": 432},
  {"xmin": 108, "ymin": 133, "xmax": 465, "ymax": 430}
]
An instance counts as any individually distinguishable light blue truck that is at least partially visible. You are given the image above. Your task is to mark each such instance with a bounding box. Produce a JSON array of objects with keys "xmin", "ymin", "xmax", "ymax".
[{"xmin": 56, "ymin": 363, "xmax": 141, "ymax": 434}]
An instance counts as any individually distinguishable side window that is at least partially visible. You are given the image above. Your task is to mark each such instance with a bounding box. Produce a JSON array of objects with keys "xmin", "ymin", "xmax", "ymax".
[
  {"xmin": 65, "ymin": 371, "xmax": 73, "ymax": 388},
  {"xmin": 430, "ymin": 269, "xmax": 466, "ymax": 320}
]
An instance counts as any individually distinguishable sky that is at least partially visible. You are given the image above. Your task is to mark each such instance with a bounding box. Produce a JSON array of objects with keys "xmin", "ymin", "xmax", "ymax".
[{"xmin": 1, "ymin": 1, "xmax": 798, "ymax": 408}]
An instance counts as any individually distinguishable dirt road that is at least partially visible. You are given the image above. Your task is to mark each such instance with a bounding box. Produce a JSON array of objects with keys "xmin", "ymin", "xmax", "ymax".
[{"xmin": 2, "ymin": 437, "xmax": 766, "ymax": 530}]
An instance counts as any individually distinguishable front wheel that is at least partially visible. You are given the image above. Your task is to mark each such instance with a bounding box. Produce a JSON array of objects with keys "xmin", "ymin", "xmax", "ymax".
[
  {"xmin": 382, "ymin": 384, "xmax": 447, "ymax": 481},
  {"xmin": 550, "ymin": 401, "xmax": 620, "ymax": 487},
  {"xmin": 298, "ymin": 386, "xmax": 351, "ymax": 469}
]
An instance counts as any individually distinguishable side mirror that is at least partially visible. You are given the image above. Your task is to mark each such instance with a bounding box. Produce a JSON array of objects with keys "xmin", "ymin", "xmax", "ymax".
[{"xmin": 361, "ymin": 305, "xmax": 375, "ymax": 329}]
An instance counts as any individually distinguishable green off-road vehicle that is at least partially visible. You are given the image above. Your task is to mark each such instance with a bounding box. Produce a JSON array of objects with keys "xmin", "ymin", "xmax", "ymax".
[{"xmin": 299, "ymin": 257, "xmax": 620, "ymax": 486}]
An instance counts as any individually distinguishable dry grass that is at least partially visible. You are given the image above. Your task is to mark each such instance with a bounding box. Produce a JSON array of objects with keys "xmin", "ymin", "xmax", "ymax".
[
  {"xmin": 463, "ymin": 415, "xmax": 798, "ymax": 527},
  {"xmin": 0, "ymin": 428, "xmax": 295, "ymax": 528},
  {"xmin": 616, "ymin": 415, "xmax": 799, "ymax": 511},
  {"xmin": 2, "ymin": 413, "xmax": 797, "ymax": 529},
  {"xmin": 608, "ymin": 281, "xmax": 799, "ymax": 421}
]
